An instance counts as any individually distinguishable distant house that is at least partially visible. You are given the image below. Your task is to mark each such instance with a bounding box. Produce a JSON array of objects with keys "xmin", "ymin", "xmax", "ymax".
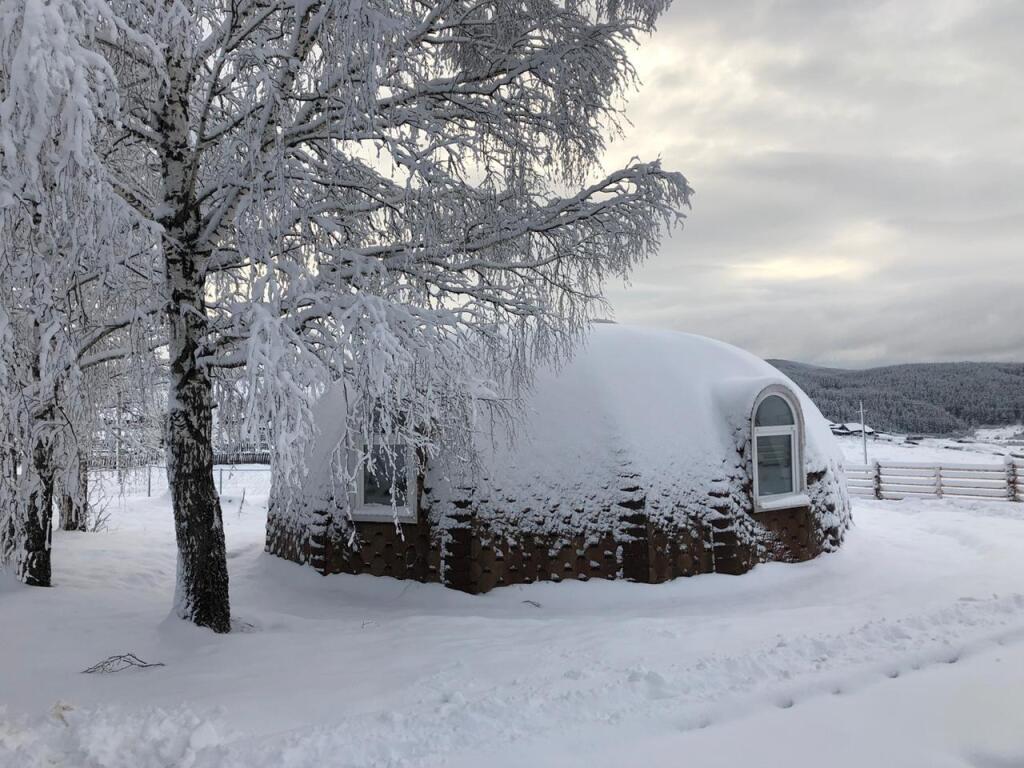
[
  {"xmin": 267, "ymin": 326, "xmax": 852, "ymax": 593},
  {"xmin": 830, "ymin": 422, "xmax": 875, "ymax": 437}
]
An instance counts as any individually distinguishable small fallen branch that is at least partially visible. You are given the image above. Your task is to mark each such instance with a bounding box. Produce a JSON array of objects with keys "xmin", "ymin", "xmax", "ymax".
[{"xmin": 81, "ymin": 653, "xmax": 165, "ymax": 674}]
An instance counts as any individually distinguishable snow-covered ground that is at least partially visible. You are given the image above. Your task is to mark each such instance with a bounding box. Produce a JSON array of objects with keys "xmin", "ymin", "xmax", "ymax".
[
  {"xmin": 4, "ymin": 480, "xmax": 1024, "ymax": 766},
  {"xmin": 837, "ymin": 424, "xmax": 1024, "ymax": 466}
]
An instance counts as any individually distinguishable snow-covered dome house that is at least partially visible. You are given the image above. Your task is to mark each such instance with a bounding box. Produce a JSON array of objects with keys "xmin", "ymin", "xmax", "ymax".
[{"xmin": 266, "ymin": 325, "xmax": 851, "ymax": 592}]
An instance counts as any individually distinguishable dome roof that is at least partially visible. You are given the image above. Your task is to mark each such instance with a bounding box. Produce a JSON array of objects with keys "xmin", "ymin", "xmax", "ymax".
[{"xmin": 468, "ymin": 324, "xmax": 841, "ymax": 518}]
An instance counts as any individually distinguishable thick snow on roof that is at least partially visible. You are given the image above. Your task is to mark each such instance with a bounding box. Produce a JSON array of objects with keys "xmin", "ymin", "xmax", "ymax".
[{"xmin": 465, "ymin": 324, "xmax": 840, "ymax": 522}]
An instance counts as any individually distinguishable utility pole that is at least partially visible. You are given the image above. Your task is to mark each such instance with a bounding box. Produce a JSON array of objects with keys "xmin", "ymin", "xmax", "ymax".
[
  {"xmin": 116, "ymin": 389, "xmax": 123, "ymax": 488},
  {"xmin": 860, "ymin": 400, "xmax": 868, "ymax": 465}
]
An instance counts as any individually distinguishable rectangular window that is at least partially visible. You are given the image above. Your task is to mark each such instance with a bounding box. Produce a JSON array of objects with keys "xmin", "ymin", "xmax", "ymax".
[
  {"xmin": 756, "ymin": 434, "xmax": 794, "ymax": 496},
  {"xmin": 351, "ymin": 441, "xmax": 417, "ymax": 523},
  {"xmin": 362, "ymin": 444, "xmax": 408, "ymax": 507}
]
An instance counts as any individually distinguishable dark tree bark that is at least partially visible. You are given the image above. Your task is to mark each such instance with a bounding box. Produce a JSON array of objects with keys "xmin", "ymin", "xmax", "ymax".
[
  {"xmin": 164, "ymin": 339, "xmax": 230, "ymax": 632},
  {"xmin": 163, "ymin": 238, "xmax": 231, "ymax": 632},
  {"xmin": 19, "ymin": 421, "xmax": 54, "ymax": 586},
  {"xmin": 158, "ymin": 48, "xmax": 231, "ymax": 633},
  {"xmin": 19, "ymin": 322, "xmax": 55, "ymax": 587}
]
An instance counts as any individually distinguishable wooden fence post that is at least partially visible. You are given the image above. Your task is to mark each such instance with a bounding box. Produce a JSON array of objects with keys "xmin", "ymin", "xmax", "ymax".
[
  {"xmin": 873, "ymin": 461, "xmax": 882, "ymax": 500},
  {"xmin": 935, "ymin": 465, "xmax": 943, "ymax": 499},
  {"xmin": 1008, "ymin": 458, "xmax": 1020, "ymax": 503}
]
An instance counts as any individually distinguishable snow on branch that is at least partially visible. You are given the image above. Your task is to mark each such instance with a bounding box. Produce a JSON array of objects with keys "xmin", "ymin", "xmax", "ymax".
[{"xmin": 3, "ymin": 0, "xmax": 692, "ymax": 552}]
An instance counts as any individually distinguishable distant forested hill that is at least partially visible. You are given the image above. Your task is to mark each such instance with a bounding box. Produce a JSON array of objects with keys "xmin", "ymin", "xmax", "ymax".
[{"xmin": 768, "ymin": 360, "xmax": 1024, "ymax": 435}]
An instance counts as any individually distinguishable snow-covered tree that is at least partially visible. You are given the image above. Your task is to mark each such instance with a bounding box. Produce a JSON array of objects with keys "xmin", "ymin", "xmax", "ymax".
[
  {"xmin": 8, "ymin": 0, "xmax": 689, "ymax": 630},
  {"xmin": 0, "ymin": 0, "xmax": 161, "ymax": 583},
  {"xmin": 0, "ymin": 215, "xmax": 158, "ymax": 582}
]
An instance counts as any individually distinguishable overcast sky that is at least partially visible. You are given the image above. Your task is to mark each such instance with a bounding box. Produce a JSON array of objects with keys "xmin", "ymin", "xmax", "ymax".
[{"xmin": 602, "ymin": 0, "xmax": 1024, "ymax": 367}]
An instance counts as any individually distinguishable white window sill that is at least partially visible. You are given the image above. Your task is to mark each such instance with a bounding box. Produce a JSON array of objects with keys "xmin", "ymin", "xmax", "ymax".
[
  {"xmin": 754, "ymin": 492, "xmax": 810, "ymax": 513},
  {"xmin": 349, "ymin": 504, "xmax": 417, "ymax": 524}
]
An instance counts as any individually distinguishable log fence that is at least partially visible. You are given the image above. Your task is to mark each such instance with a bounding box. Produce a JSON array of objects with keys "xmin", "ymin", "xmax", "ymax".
[{"xmin": 846, "ymin": 459, "xmax": 1024, "ymax": 502}]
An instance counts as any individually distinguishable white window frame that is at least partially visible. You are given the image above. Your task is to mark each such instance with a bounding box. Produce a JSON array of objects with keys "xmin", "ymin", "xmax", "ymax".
[
  {"xmin": 350, "ymin": 438, "xmax": 418, "ymax": 523},
  {"xmin": 751, "ymin": 386, "xmax": 808, "ymax": 512}
]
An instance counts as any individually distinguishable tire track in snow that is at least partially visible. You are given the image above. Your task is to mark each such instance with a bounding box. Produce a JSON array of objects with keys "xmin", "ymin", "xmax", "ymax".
[
  {"xmin": 6, "ymin": 593, "xmax": 1024, "ymax": 768},
  {"xmin": 239, "ymin": 592, "xmax": 1024, "ymax": 766}
]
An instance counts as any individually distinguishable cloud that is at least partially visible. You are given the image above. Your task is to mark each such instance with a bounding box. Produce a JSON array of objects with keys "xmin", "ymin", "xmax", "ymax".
[{"xmin": 604, "ymin": 0, "xmax": 1024, "ymax": 366}]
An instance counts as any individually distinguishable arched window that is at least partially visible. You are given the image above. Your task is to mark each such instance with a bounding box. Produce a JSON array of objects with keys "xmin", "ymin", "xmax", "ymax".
[{"xmin": 752, "ymin": 388, "xmax": 805, "ymax": 509}]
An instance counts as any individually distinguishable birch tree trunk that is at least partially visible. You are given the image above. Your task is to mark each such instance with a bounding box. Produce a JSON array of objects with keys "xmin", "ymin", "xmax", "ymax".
[
  {"xmin": 165, "ymin": 319, "xmax": 229, "ymax": 631},
  {"xmin": 22, "ymin": 325, "xmax": 53, "ymax": 585},
  {"xmin": 19, "ymin": 322, "xmax": 55, "ymax": 586},
  {"xmin": 19, "ymin": 422, "xmax": 54, "ymax": 586},
  {"xmin": 59, "ymin": 455, "xmax": 89, "ymax": 532},
  {"xmin": 159, "ymin": 48, "xmax": 231, "ymax": 633}
]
